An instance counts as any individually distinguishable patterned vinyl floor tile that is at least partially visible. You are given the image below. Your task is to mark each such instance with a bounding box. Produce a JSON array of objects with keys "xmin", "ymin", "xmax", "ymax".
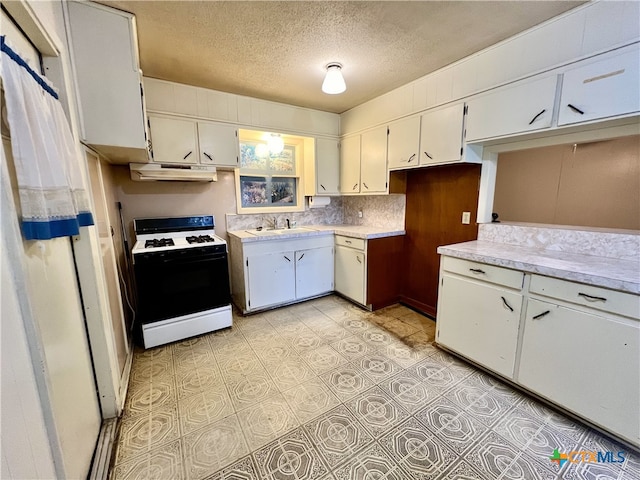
[
  {"xmin": 182, "ymin": 414, "xmax": 249, "ymax": 479},
  {"xmin": 110, "ymin": 295, "xmax": 632, "ymax": 480}
]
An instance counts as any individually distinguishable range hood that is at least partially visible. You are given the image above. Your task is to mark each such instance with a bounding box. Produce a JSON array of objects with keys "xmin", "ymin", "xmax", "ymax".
[{"xmin": 130, "ymin": 163, "xmax": 217, "ymax": 182}]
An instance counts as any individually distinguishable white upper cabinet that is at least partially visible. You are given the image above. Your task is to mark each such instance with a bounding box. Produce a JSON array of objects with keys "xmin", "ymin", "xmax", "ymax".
[
  {"xmin": 315, "ymin": 138, "xmax": 340, "ymax": 195},
  {"xmin": 420, "ymin": 103, "xmax": 466, "ymax": 166},
  {"xmin": 197, "ymin": 122, "xmax": 238, "ymax": 167},
  {"xmin": 67, "ymin": 1, "xmax": 147, "ymax": 162},
  {"xmin": 558, "ymin": 47, "xmax": 640, "ymax": 126},
  {"xmin": 148, "ymin": 115, "xmax": 198, "ymax": 164},
  {"xmin": 388, "ymin": 116, "xmax": 421, "ymax": 170},
  {"xmin": 360, "ymin": 126, "xmax": 388, "ymax": 193},
  {"xmin": 339, "ymin": 135, "xmax": 362, "ymax": 194},
  {"xmin": 466, "ymin": 75, "xmax": 557, "ymax": 142}
]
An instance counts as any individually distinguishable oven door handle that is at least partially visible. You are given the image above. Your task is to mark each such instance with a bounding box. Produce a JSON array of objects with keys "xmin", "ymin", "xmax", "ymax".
[{"xmin": 157, "ymin": 253, "xmax": 227, "ymax": 264}]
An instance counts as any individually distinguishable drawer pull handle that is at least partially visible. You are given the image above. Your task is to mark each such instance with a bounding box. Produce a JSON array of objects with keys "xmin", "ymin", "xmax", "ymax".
[
  {"xmin": 532, "ymin": 310, "xmax": 551, "ymax": 320},
  {"xmin": 578, "ymin": 292, "xmax": 607, "ymax": 302},
  {"xmin": 183, "ymin": 151, "xmax": 193, "ymax": 159},
  {"xmin": 408, "ymin": 153, "xmax": 416, "ymax": 163},
  {"xmin": 469, "ymin": 268, "xmax": 486, "ymax": 274},
  {"xmin": 528, "ymin": 109, "xmax": 546, "ymax": 125},
  {"xmin": 203, "ymin": 152, "xmax": 213, "ymax": 161},
  {"xmin": 345, "ymin": 240, "xmax": 352, "ymax": 244},
  {"xmin": 501, "ymin": 296, "xmax": 514, "ymax": 312},
  {"xmin": 284, "ymin": 256, "xmax": 291, "ymax": 262},
  {"xmin": 424, "ymin": 151, "xmax": 433, "ymax": 160},
  {"xmin": 567, "ymin": 104, "xmax": 585, "ymax": 115}
]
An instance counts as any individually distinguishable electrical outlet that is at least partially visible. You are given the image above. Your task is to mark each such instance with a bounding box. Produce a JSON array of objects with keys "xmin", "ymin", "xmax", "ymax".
[
  {"xmin": 358, "ymin": 209, "xmax": 363, "ymax": 218},
  {"xmin": 462, "ymin": 211, "xmax": 471, "ymax": 224}
]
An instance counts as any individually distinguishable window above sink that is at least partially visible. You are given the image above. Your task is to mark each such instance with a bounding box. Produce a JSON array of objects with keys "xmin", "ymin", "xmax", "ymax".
[{"xmin": 235, "ymin": 129, "xmax": 313, "ymax": 214}]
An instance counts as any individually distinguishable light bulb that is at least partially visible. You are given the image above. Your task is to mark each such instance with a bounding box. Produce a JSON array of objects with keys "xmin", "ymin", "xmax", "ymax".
[
  {"xmin": 322, "ymin": 63, "xmax": 346, "ymax": 94},
  {"xmin": 268, "ymin": 134, "xmax": 284, "ymax": 155}
]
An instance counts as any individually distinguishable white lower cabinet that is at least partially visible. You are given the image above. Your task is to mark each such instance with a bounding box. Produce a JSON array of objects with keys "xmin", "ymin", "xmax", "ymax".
[
  {"xmin": 230, "ymin": 234, "xmax": 334, "ymax": 313},
  {"xmin": 437, "ymin": 274, "xmax": 522, "ymax": 378},
  {"xmin": 518, "ymin": 298, "xmax": 640, "ymax": 444},
  {"xmin": 334, "ymin": 244, "xmax": 366, "ymax": 305},
  {"xmin": 295, "ymin": 246, "xmax": 334, "ymax": 300},
  {"xmin": 246, "ymin": 251, "xmax": 295, "ymax": 310},
  {"xmin": 436, "ymin": 255, "xmax": 640, "ymax": 448}
]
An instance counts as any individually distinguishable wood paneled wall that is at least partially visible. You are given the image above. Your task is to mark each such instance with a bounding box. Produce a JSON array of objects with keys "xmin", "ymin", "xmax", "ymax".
[{"xmin": 400, "ymin": 164, "xmax": 482, "ymax": 317}]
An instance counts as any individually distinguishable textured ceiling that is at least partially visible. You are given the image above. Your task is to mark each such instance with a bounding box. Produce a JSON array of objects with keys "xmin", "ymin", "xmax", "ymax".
[{"xmin": 101, "ymin": 1, "xmax": 584, "ymax": 114}]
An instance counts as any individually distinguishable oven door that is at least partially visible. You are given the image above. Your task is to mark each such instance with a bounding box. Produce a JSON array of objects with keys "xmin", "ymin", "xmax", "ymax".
[{"xmin": 134, "ymin": 248, "xmax": 231, "ymax": 324}]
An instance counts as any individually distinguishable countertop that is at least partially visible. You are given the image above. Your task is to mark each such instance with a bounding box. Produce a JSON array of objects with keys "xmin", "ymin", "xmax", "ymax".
[
  {"xmin": 437, "ymin": 240, "xmax": 640, "ymax": 294},
  {"xmin": 228, "ymin": 224, "xmax": 405, "ymax": 243}
]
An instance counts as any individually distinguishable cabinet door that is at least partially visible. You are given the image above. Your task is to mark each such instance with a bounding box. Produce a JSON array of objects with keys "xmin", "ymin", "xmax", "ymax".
[
  {"xmin": 339, "ymin": 135, "xmax": 361, "ymax": 194},
  {"xmin": 149, "ymin": 116, "xmax": 198, "ymax": 164},
  {"xmin": 420, "ymin": 103, "xmax": 465, "ymax": 165},
  {"xmin": 316, "ymin": 138, "xmax": 340, "ymax": 195},
  {"xmin": 518, "ymin": 298, "xmax": 640, "ymax": 444},
  {"xmin": 295, "ymin": 246, "xmax": 334, "ymax": 299},
  {"xmin": 436, "ymin": 274, "xmax": 521, "ymax": 378},
  {"xmin": 360, "ymin": 126, "xmax": 388, "ymax": 193},
  {"xmin": 388, "ymin": 117, "xmax": 420, "ymax": 170},
  {"xmin": 67, "ymin": 2, "xmax": 146, "ymax": 150},
  {"xmin": 465, "ymin": 75, "xmax": 557, "ymax": 142},
  {"xmin": 246, "ymin": 251, "xmax": 295, "ymax": 310},
  {"xmin": 558, "ymin": 48, "xmax": 640, "ymax": 126},
  {"xmin": 197, "ymin": 122, "xmax": 239, "ymax": 167},
  {"xmin": 334, "ymin": 245, "xmax": 366, "ymax": 305}
]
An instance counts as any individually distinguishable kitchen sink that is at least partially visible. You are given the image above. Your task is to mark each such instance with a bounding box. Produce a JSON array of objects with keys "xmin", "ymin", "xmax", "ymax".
[{"xmin": 245, "ymin": 227, "xmax": 315, "ymax": 236}]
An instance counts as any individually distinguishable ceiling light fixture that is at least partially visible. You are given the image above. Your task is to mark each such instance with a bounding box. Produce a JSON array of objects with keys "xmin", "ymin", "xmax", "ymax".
[
  {"xmin": 322, "ymin": 63, "xmax": 346, "ymax": 95},
  {"xmin": 268, "ymin": 133, "xmax": 284, "ymax": 155}
]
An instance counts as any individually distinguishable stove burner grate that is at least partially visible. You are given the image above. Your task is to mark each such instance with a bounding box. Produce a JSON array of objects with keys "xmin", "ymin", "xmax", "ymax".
[
  {"xmin": 145, "ymin": 238, "xmax": 175, "ymax": 248},
  {"xmin": 186, "ymin": 235, "xmax": 215, "ymax": 244}
]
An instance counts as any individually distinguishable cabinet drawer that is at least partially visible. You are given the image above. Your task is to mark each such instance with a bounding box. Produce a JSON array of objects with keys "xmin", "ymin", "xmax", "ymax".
[
  {"xmin": 441, "ymin": 256, "xmax": 524, "ymax": 290},
  {"xmin": 530, "ymin": 275, "xmax": 639, "ymax": 319},
  {"xmin": 335, "ymin": 235, "xmax": 365, "ymax": 250}
]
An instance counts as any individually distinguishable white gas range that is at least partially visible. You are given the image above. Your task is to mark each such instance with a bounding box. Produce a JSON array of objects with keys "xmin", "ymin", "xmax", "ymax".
[{"xmin": 132, "ymin": 215, "xmax": 232, "ymax": 348}]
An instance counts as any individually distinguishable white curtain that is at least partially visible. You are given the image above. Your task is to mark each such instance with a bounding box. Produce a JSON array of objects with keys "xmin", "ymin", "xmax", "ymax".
[{"xmin": 1, "ymin": 35, "xmax": 93, "ymax": 240}]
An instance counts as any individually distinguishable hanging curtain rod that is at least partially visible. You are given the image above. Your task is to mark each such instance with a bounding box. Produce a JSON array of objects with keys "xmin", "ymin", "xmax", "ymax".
[{"xmin": 1, "ymin": 35, "xmax": 58, "ymax": 100}]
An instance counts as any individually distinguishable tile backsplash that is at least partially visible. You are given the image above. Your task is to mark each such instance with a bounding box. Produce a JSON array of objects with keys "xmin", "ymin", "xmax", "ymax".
[
  {"xmin": 226, "ymin": 194, "xmax": 406, "ymax": 232},
  {"xmin": 479, "ymin": 222, "xmax": 640, "ymax": 260},
  {"xmin": 342, "ymin": 195, "xmax": 406, "ymax": 230},
  {"xmin": 226, "ymin": 197, "xmax": 344, "ymax": 231}
]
